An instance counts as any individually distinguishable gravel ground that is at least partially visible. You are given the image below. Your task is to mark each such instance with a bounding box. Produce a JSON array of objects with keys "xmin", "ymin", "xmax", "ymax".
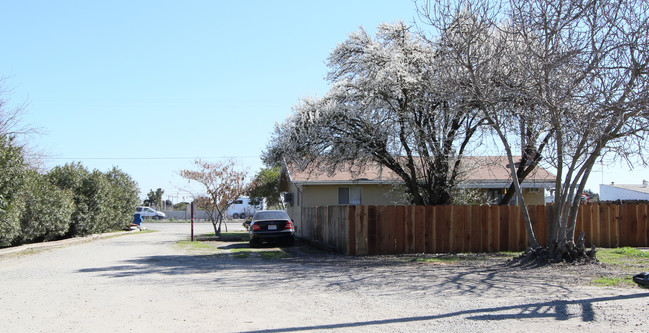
[{"xmin": 0, "ymin": 222, "xmax": 648, "ymax": 332}]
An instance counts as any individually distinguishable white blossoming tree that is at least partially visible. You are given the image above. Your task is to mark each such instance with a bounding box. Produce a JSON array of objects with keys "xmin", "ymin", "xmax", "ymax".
[{"xmin": 268, "ymin": 22, "xmax": 485, "ymax": 205}]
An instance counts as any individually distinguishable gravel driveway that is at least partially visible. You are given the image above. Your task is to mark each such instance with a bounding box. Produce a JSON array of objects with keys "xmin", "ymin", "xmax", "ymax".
[{"xmin": 0, "ymin": 222, "xmax": 648, "ymax": 332}]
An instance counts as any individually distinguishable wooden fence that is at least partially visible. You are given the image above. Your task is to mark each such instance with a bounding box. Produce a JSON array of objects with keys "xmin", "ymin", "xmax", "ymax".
[{"xmin": 300, "ymin": 204, "xmax": 649, "ymax": 255}]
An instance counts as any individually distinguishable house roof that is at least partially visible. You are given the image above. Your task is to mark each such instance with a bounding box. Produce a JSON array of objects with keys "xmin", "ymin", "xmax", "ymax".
[
  {"xmin": 601, "ymin": 182, "xmax": 649, "ymax": 195},
  {"xmin": 285, "ymin": 156, "xmax": 556, "ymax": 189}
]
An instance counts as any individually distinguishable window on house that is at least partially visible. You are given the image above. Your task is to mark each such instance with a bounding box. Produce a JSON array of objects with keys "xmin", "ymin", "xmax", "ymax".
[
  {"xmin": 283, "ymin": 193, "xmax": 294, "ymax": 206},
  {"xmin": 338, "ymin": 187, "xmax": 362, "ymax": 205},
  {"xmin": 487, "ymin": 189, "xmax": 504, "ymax": 204},
  {"xmin": 338, "ymin": 187, "xmax": 349, "ymax": 205}
]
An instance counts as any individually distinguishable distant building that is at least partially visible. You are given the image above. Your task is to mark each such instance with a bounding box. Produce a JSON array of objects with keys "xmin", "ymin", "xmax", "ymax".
[{"xmin": 600, "ymin": 181, "xmax": 649, "ymax": 201}]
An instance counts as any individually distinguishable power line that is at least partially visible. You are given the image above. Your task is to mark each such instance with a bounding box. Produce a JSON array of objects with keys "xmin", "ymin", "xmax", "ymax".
[{"xmin": 49, "ymin": 156, "xmax": 260, "ymax": 160}]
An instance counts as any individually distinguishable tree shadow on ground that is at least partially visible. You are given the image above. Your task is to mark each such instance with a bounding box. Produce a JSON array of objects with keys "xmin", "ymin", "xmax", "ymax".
[
  {"xmin": 217, "ymin": 243, "xmax": 249, "ymax": 249},
  {"xmin": 76, "ymin": 243, "xmax": 649, "ymax": 328},
  {"xmin": 78, "ymin": 243, "xmax": 591, "ymax": 297},
  {"xmin": 237, "ymin": 292, "xmax": 649, "ymax": 332}
]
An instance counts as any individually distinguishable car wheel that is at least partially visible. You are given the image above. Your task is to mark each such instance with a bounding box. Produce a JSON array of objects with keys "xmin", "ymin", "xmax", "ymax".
[
  {"xmin": 240, "ymin": 213, "xmax": 246, "ymax": 219},
  {"xmin": 233, "ymin": 213, "xmax": 240, "ymax": 219},
  {"xmin": 249, "ymin": 238, "xmax": 260, "ymax": 248}
]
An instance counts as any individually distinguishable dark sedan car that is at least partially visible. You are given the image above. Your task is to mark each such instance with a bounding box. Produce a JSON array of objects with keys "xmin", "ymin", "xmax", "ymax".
[{"xmin": 249, "ymin": 210, "xmax": 294, "ymax": 247}]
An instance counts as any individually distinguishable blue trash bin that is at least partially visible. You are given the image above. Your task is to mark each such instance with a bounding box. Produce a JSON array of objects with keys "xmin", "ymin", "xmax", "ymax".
[{"xmin": 133, "ymin": 213, "xmax": 143, "ymax": 225}]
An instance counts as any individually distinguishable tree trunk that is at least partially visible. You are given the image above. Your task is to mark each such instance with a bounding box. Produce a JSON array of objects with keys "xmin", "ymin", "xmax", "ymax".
[
  {"xmin": 499, "ymin": 132, "xmax": 550, "ymax": 205},
  {"xmin": 490, "ymin": 119, "xmax": 541, "ymax": 249},
  {"xmin": 503, "ymin": 153, "xmax": 540, "ymax": 249},
  {"xmin": 212, "ymin": 221, "xmax": 220, "ymax": 237},
  {"xmin": 499, "ymin": 154, "xmax": 540, "ymax": 205},
  {"xmin": 521, "ymin": 233, "xmax": 596, "ymax": 264}
]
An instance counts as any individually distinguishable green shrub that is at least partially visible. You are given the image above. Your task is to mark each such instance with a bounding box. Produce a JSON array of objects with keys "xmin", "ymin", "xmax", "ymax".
[
  {"xmin": 47, "ymin": 163, "xmax": 91, "ymax": 237},
  {"xmin": 47, "ymin": 163, "xmax": 139, "ymax": 237},
  {"xmin": 0, "ymin": 130, "xmax": 139, "ymax": 246},
  {"xmin": 79, "ymin": 170, "xmax": 113, "ymax": 234},
  {"xmin": 104, "ymin": 167, "xmax": 139, "ymax": 231},
  {"xmin": 0, "ymin": 135, "xmax": 27, "ymax": 246},
  {"xmin": 17, "ymin": 171, "xmax": 74, "ymax": 243}
]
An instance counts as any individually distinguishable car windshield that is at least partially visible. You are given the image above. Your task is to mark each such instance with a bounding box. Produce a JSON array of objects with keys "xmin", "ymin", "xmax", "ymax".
[{"xmin": 253, "ymin": 211, "xmax": 289, "ymax": 220}]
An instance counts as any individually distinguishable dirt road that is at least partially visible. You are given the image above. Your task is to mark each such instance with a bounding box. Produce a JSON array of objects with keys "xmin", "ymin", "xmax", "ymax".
[{"xmin": 0, "ymin": 223, "xmax": 647, "ymax": 332}]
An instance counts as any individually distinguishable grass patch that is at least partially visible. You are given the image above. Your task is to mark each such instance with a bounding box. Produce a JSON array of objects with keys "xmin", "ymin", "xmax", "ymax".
[
  {"xmin": 593, "ymin": 276, "xmax": 634, "ymax": 287},
  {"xmin": 590, "ymin": 247, "xmax": 649, "ymax": 287},
  {"xmin": 598, "ymin": 247, "xmax": 649, "ymax": 260},
  {"xmin": 221, "ymin": 232, "xmax": 250, "ymax": 241},
  {"xmin": 408, "ymin": 251, "xmax": 522, "ymax": 264},
  {"xmin": 1, "ymin": 247, "xmax": 51, "ymax": 258},
  {"xmin": 177, "ymin": 235, "xmax": 291, "ymax": 261},
  {"xmin": 177, "ymin": 240, "xmax": 218, "ymax": 251},
  {"xmin": 597, "ymin": 247, "xmax": 649, "ymax": 268},
  {"xmin": 259, "ymin": 250, "xmax": 290, "ymax": 260},
  {"xmin": 231, "ymin": 248, "xmax": 291, "ymax": 260},
  {"xmin": 497, "ymin": 251, "xmax": 523, "ymax": 257},
  {"xmin": 195, "ymin": 231, "xmax": 249, "ymax": 242}
]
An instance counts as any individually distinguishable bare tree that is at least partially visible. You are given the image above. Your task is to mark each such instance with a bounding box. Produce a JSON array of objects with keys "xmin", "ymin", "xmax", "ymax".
[
  {"xmin": 417, "ymin": 1, "xmax": 551, "ymax": 207},
  {"xmin": 418, "ymin": 0, "xmax": 649, "ymax": 261},
  {"xmin": 268, "ymin": 22, "xmax": 484, "ymax": 205},
  {"xmin": 179, "ymin": 159, "xmax": 249, "ymax": 237},
  {"xmin": 0, "ymin": 77, "xmax": 47, "ymax": 171},
  {"xmin": 511, "ymin": 0, "xmax": 649, "ymax": 261},
  {"xmin": 0, "ymin": 81, "xmax": 30, "ymax": 138}
]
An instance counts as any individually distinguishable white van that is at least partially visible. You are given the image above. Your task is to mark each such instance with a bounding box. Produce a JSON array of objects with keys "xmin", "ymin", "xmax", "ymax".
[{"xmin": 226, "ymin": 197, "xmax": 264, "ymax": 219}]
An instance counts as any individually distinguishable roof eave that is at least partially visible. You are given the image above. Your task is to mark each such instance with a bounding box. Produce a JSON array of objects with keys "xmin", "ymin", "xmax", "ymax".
[{"xmin": 293, "ymin": 180, "xmax": 401, "ymax": 186}]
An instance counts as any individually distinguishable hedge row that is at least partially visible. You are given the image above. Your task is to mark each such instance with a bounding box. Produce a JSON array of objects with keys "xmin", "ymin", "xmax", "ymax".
[{"xmin": 0, "ymin": 136, "xmax": 139, "ymax": 247}]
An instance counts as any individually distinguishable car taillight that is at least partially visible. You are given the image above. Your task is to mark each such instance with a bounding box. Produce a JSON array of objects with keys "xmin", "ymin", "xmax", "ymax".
[
  {"xmin": 252, "ymin": 224, "xmax": 261, "ymax": 231},
  {"xmin": 284, "ymin": 221, "xmax": 293, "ymax": 230}
]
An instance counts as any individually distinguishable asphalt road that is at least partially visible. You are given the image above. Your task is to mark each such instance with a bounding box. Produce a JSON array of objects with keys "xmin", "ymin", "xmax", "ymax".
[{"xmin": 1, "ymin": 222, "xmax": 648, "ymax": 332}]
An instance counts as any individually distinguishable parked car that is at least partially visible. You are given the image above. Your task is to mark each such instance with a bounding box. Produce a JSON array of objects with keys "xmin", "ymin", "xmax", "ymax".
[
  {"xmin": 135, "ymin": 206, "xmax": 166, "ymax": 220},
  {"xmin": 249, "ymin": 210, "xmax": 294, "ymax": 247}
]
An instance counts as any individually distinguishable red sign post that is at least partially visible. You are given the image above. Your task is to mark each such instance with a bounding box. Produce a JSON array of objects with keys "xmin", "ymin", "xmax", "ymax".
[{"xmin": 190, "ymin": 201, "xmax": 195, "ymax": 242}]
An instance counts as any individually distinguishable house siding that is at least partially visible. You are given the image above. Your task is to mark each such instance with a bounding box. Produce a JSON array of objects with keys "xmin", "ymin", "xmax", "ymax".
[
  {"xmin": 286, "ymin": 183, "xmax": 401, "ymax": 237},
  {"xmin": 522, "ymin": 189, "xmax": 546, "ymax": 205},
  {"xmin": 286, "ymin": 182, "xmax": 546, "ymax": 237}
]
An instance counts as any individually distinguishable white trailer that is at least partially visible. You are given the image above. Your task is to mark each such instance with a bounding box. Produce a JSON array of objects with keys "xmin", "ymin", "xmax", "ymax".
[{"xmin": 226, "ymin": 197, "xmax": 264, "ymax": 219}]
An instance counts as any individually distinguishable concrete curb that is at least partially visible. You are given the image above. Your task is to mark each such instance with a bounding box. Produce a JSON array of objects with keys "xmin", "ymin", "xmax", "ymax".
[{"xmin": 0, "ymin": 230, "xmax": 140, "ymax": 256}]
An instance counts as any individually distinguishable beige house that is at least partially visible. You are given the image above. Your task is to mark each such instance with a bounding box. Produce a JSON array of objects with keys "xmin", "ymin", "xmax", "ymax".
[{"xmin": 281, "ymin": 156, "xmax": 556, "ymax": 237}]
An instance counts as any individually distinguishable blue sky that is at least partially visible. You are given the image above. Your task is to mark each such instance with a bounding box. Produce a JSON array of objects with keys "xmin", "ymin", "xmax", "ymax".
[{"xmin": 0, "ymin": 1, "xmax": 645, "ymax": 202}]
